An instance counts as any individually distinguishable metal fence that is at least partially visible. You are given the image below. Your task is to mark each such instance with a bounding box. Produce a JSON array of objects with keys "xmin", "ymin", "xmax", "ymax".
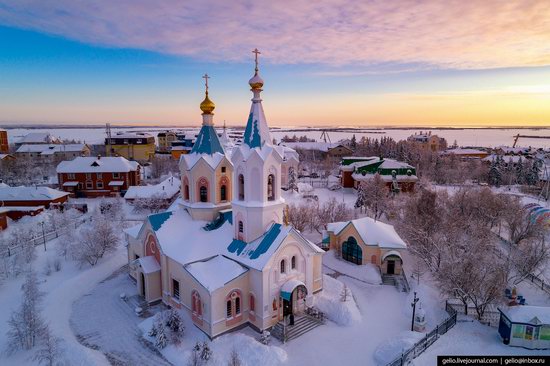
[
  {"xmin": 445, "ymin": 299, "xmax": 500, "ymax": 327},
  {"xmin": 526, "ymin": 273, "xmax": 550, "ymax": 296},
  {"xmin": 0, "ymin": 216, "xmax": 86, "ymax": 258},
  {"xmin": 386, "ymin": 303, "xmax": 458, "ymax": 366}
]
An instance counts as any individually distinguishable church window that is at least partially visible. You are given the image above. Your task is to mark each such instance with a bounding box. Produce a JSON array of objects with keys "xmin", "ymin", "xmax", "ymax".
[
  {"xmin": 226, "ymin": 300, "xmax": 232, "ymax": 318},
  {"xmin": 184, "ymin": 184, "xmax": 189, "ymax": 200},
  {"xmin": 267, "ymin": 174, "xmax": 275, "ymax": 201},
  {"xmin": 238, "ymin": 174, "xmax": 245, "ymax": 200},
  {"xmin": 291, "ymin": 256, "xmax": 296, "ymax": 269},
  {"xmin": 249, "ymin": 294, "xmax": 255, "ymax": 313},
  {"xmin": 280, "ymin": 259, "xmax": 286, "ymax": 274},
  {"xmin": 221, "ymin": 185, "xmax": 227, "ymax": 201},
  {"xmin": 235, "ymin": 297, "xmax": 241, "ymax": 315},
  {"xmin": 238, "ymin": 221, "xmax": 244, "ymax": 233},
  {"xmin": 200, "ymin": 186, "xmax": 208, "ymax": 202},
  {"xmin": 172, "ymin": 279, "xmax": 180, "ymax": 300},
  {"xmin": 342, "ymin": 236, "xmax": 363, "ymax": 265}
]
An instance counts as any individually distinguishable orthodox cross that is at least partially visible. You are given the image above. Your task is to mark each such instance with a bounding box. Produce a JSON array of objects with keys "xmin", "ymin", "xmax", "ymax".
[
  {"xmin": 202, "ymin": 73, "xmax": 210, "ymax": 92},
  {"xmin": 252, "ymin": 48, "xmax": 261, "ymax": 71}
]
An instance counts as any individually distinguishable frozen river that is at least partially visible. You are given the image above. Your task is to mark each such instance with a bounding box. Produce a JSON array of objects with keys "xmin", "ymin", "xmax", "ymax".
[{"xmin": 4, "ymin": 126, "xmax": 550, "ymax": 149}]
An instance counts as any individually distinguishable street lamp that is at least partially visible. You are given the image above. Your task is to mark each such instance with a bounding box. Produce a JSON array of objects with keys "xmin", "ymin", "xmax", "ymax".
[
  {"xmin": 40, "ymin": 221, "xmax": 46, "ymax": 251},
  {"xmin": 411, "ymin": 291, "xmax": 419, "ymax": 331}
]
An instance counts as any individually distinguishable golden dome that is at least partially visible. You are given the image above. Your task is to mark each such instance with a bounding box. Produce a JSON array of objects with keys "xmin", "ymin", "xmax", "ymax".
[
  {"xmin": 200, "ymin": 92, "xmax": 215, "ymax": 114},
  {"xmin": 249, "ymin": 72, "xmax": 264, "ymax": 90}
]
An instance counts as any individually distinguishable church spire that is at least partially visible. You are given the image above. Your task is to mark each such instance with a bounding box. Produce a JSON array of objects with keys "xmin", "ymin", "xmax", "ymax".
[
  {"xmin": 243, "ymin": 48, "xmax": 272, "ymax": 149},
  {"xmin": 191, "ymin": 74, "xmax": 224, "ymax": 154}
]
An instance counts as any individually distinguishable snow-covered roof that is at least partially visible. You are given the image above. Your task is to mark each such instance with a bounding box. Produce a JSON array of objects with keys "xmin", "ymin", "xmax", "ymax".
[
  {"xmin": 184, "ymin": 255, "xmax": 248, "ymax": 293},
  {"xmin": 232, "ymin": 143, "xmax": 284, "ymax": 163},
  {"xmin": 124, "ymin": 223, "xmax": 143, "ymax": 239},
  {"xmin": 327, "ymin": 217, "xmax": 407, "ymax": 249},
  {"xmin": 137, "ymin": 256, "xmax": 161, "ymax": 274},
  {"xmin": 108, "ymin": 181, "xmax": 124, "ymax": 186},
  {"xmin": 18, "ymin": 132, "xmax": 59, "ymax": 144},
  {"xmin": 112, "ymin": 132, "xmax": 154, "ymax": 139},
  {"xmin": 281, "ymin": 142, "xmax": 338, "ymax": 152},
  {"xmin": 495, "ymin": 146, "xmax": 530, "ymax": 154},
  {"xmin": 281, "ymin": 146, "xmax": 299, "ymax": 162},
  {"xmin": 242, "ymin": 93, "xmax": 271, "ymax": 149},
  {"xmin": 382, "ymin": 250, "xmax": 403, "ymax": 261},
  {"xmin": 56, "ymin": 156, "xmax": 139, "ymax": 173},
  {"xmin": 0, "ymin": 154, "xmax": 13, "ymax": 160},
  {"xmin": 0, "ymin": 186, "xmax": 69, "ymax": 202},
  {"xmin": 16, "ymin": 144, "xmax": 87, "ymax": 155},
  {"xmin": 62, "ymin": 181, "xmax": 79, "ymax": 187},
  {"xmin": 500, "ymin": 305, "xmax": 550, "ymax": 325},
  {"xmin": 124, "ymin": 176, "xmax": 179, "ymax": 200},
  {"xmin": 181, "ymin": 151, "xmax": 226, "ymax": 170},
  {"xmin": 482, "ymin": 155, "xmax": 524, "ymax": 163},
  {"xmin": 352, "ymin": 173, "xmax": 418, "ymax": 183},
  {"xmin": 443, "ymin": 148, "xmax": 488, "ymax": 155}
]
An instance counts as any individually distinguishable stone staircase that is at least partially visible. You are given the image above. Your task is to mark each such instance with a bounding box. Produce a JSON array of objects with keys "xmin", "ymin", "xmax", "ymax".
[
  {"xmin": 382, "ymin": 273, "xmax": 410, "ymax": 293},
  {"xmin": 382, "ymin": 274, "xmax": 396, "ymax": 286},
  {"xmin": 270, "ymin": 314, "xmax": 324, "ymax": 343}
]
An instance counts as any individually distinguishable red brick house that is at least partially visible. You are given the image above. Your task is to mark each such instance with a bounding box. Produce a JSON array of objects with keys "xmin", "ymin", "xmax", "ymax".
[
  {"xmin": 0, "ymin": 186, "xmax": 69, "ymax": 208},
  {"xmin": 56, "ymin": 156, "xmax": 141, "ymax": 197},
  {"xmin": 0, "ymin": 129, "xmax": 8, "ymax": 154}
]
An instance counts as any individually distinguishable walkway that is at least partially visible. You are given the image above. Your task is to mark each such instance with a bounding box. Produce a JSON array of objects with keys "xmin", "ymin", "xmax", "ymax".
[{"xmin": 70, "ymin": 267, "xmax": 171, "ymax": 366}]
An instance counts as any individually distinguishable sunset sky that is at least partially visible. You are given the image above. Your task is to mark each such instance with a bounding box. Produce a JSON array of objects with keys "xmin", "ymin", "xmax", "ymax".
[{"xmin": 1, "ymin": 0, "xmax": 550, "ymax": 127}]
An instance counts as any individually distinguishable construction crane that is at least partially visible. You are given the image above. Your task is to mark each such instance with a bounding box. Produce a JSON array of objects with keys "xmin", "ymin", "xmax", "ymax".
[
  {"xmin": 320, "ymin": 130, "xmax": 331, "ymax": 143},
  {"xmin": 512, "ymin": 134, "xmax": 550, "ymax": 148}
]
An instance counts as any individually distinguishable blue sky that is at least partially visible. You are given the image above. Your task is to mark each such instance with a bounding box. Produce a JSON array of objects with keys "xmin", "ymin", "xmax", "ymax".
[{"xmin": 1, "ymin": 0, "xmax": 550, "ymax": 127}]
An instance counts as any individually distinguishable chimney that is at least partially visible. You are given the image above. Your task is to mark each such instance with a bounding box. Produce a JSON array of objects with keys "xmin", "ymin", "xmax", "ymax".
[{"xmin": 97, "ymin": 154, "xmax": 101, "ymax": 160}]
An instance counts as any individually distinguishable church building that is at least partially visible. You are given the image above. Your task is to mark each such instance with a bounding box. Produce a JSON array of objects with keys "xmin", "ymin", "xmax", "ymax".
[{"xmin": 126, "ymin": 51, "xmax": 324, "ymax": 338}]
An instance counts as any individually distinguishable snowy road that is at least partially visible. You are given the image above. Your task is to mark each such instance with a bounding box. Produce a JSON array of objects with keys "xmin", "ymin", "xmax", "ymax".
[{"xmin": 70, "ymin": 267, "xmax": 172, "ymax": 366}]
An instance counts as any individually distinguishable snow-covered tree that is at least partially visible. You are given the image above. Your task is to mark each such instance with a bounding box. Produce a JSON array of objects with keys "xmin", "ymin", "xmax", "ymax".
[
  {"xmin": 71, "ymin": 217, "xmax": 120, "ymax": 266},
  {"xmin": 259, "ymin": 330, "xmax": 271, "ymax": 345},
  {"xmin": 200, "ymin": 341, "xmax": 212, "ymax": 362},
  {"xmin": 354, "ymin": 182, "xmax": 367, "ymax": 212},
  {"xmin": 7, "ymin": 270, "xmax": 46, "ymax": 353},
  {"xmin": 155, "ymin": 323, "xmax": 167, "ymax": 349},
  {"xmin": 133, "ymin": 194, "xmax": 167, "ymax": 214},
  {"xmin": 340, "ymin": 284, "xmax": 352, "ymax": 302},
  {"xmin": 287, "ymin": 167, "xmax": 298, "ymax": 192},
  {"xmin": 228, "ymin": 348, "xmax": 242, "ymax": 366},
  {"xmin": 33, "ymin": 326, "xmax": 64, "ymax": 366},
  {"xmin": 363, "ymin": 173, "xmax": 389, "ymax": 221},
  {"xmin": 350, "ymin": 134, "xmax": 357, "ymax": 150},
  {"xmin": 165, "ymin": 309, "xmax": 185, "ymax": 343},
  {"xmin": 488, "ymin": 159, "xmax": 502, "ymax": 187}
]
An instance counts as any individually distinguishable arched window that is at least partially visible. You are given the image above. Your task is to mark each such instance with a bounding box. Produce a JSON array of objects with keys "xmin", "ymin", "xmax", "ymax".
[
  {"xmin": 200, "ymin": 186, "xmax": 208, "ymax": 202},
  {"xmin": 184, "ymin": 184, "xmax": 189, "ymax": 200},
  {"xmin": 226, "ymin": 300, "xmax": 232, "ymax": 318},
  {"xmin": 197, "ymin": 177, "xmax": 209, "ymax": 203},
  {"xmin": 342, "ymin": 236, "xmax": 363, "ymax": 265},
  {"xmin": 235, "ymin": 297, "xmax": 241, "ymax": 315},
  {"xmin": 249, "ymin": 294, "xmax": 255, "ymax": 313},
  {"xmin": 192, "ymin": 290, "xmax": 202, "ymax": 317},
  {"xmin": 238, "ymin": 221, "xmax": 244, "ymax": 233},
  {"xmin": 280, "ymin": 259, "xmax": 286, "ymax": 274},
  {"xmin": 238, "ymin": 174, "xmax": 245, "ymax": 200},
  {"xmin": 291, "ymin": 256, "xmax": 296, "ymax": 270},
  {"xmin": 267, "ymin": 174, "xmax": 275, "ymax": 201},
  {"xmin": 220, "ymin": 185, "xmax": 227, "ymax": 201}
]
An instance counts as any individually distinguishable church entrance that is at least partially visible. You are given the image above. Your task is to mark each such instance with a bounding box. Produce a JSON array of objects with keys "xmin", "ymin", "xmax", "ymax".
[{"xmin": 280, "ymin": 280, "xmax": 308, "ymax": 325}]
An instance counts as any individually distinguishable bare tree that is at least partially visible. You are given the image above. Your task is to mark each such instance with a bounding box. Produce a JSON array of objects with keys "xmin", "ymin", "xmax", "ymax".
[
  {"xmin": 286, "ymin": 203, "xmax": 312, "ymax": 232},
  {"xmin": 33, "ymin": 326, "xmax": 64, "ymax": 366},
  {"xmin": 7, "ymin": 270, "xmax": 46, "ymax": 353},
  {"xmin": 228, "ymin": 348, "xmax": 242, "ymax": 366},
  {"xmin": 363, "ymin": 174, "xmax": 389, "ymax": 220},
  {"xmin": 133, "ymin": 194, "xmax": 168, "ymax": 214}
]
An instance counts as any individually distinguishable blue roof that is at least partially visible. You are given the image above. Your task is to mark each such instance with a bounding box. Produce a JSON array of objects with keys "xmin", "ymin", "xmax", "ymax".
[
  {"xmin": 191, "ymin": 125, "xmax": 224, "ymax": 155},
  {"xmin": 243, "ymin": 112, "xmax": 262, "ymax": 148},
  {"xmin": 226, "ymin": 223, "xmax": 283, "ymax": 260},
  {"xmin": 148, "ymin": 211, "xmax": 173, "ymax": 231}
]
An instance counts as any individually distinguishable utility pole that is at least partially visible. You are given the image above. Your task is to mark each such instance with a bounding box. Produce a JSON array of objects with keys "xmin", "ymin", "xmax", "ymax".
[
  {"xmin": 411, "ymin": 291, "xmax": 419, "ymax": 331},
  {"xmin": 40, "ymin": 221, "xmax": 46, "ymax": 251}
]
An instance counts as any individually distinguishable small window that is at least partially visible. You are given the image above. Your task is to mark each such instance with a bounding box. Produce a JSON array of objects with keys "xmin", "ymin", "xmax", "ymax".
[
  {"xmin": 250, "ymin": 294, "xmax": 255, "ymax": 313},
  {"xmin": 68, "ymin": 173, "xmax": 75, "ymax": 179},
  {"xmin": 184, "ymin": 184, "xmax": 190, "ymax": 200},
  {"xmin": 238, "ymin": 221, "xmax": 244, "ymax": 233},
  {"xmin": 86, "ymin": 181, "xmax": 93, "ymax": 190},
  {"xmin": 238, "ymin": 174, "xmax": 245, "ymax": 200},
  {"xmin": 235, "ymin": 297, "xmax": 241, "ymax": 315},
  {"xmin": 200, "ymin": 186, "xmax": 208, "ymax": 202},
  {"xmin": 221, "ymin": 166, "xmax": 226, "ymax": 173},
  {"xmin": 113, "ymin": 172, "xmax": 120, "ymax": 179},
  {"xmin": 267, "ymin": 174, "xmax": 275, "ymax": 201},
  {"xmin": 221, "ymin": 185, "xmax": 227, "ymax": 201},
  {"xmin": 97, "ymin": 181, "xmax": 104, "ymax": 189},
  {"xmin": 280, "ymin": 259, "xmax": 286, "ymax": 274},
  {"xmin": 97, "ymin": 173, "xmax": 102, "ymax": 179},
  {"xmin": 172, "ymin": 279, "xmax": 180, "ymax": 300},
  {"xmin": 291, "ymin": 256, "xmax": 296, "ymax": 269},
  {"xmin": 226, "ymin": 300, "xmax": 232, "ymax": 318}
]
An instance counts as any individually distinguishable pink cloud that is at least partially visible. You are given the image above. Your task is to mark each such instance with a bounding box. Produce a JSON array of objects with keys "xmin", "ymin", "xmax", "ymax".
[{"xmin": 1, "ymin": 0, "xmax": 549, "ymax": 69}]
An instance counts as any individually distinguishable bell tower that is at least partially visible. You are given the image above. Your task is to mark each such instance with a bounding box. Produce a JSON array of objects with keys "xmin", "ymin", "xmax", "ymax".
[{"xmin": 231, "ymin": 49, "xmax": 285, "ymax": 242}]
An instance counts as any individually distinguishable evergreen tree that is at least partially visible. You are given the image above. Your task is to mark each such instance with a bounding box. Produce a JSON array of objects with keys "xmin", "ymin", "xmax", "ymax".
[
  {"xmin": 488, "ymin": 159, "xmax": 502, "ymax": 187},
  {"xmin": 350, "ymin": 134, "xmax": 357, "ymax": 150},
  {"xmin": 287, "ymin": 167, "xmax": 298, "ymax": 192},
  {"xmin": 155, "ymin": 324, "xmax": 167, "ymax": 349},
  {"xmin": 354, "ymin": 182, "xmax": 367, "ymax": 212},
  {"xmin": 515, "ymin": 157, "xmax": 525, "ymax": 185},
  {"xmin": 526, "ymin": 159, "xmax": 541, "ymax": 186},
  {"xmin": 200, "ymin": 341, "xmax": 212, "ymax": 361}
]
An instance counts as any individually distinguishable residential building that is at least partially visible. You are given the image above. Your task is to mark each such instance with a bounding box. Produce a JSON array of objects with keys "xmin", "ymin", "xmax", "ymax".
[
  {"xmin": 105, "ymin": 132, "xmax": 156, "ymax": 161},
  {"xmin": 124, "ymin": 175, "xmax": 180, "ymax": 204},
  {"xmin": 15, "ymin": 144, "xmax": 91, "ymax": 162},
  {"xmin": 441, "ymin": 148, "xmax": 489, "ymax": 159},
  {"xmin": 57, "ymin": 156, "xmax": 141, "ymax": 197},
  {"xmin": 323, "ymin": 216, "xmax": 407, "ymax": 275},
  {"xmin": 0, "ymin": 186, "xmax": 69, "ymax": 208},
  {"xmin": 15, "ymin": 132, "xmax": 61, "ymax": 148},
  {"xmin": 157, "ymin": 131, "xmax": 178, "ymax": 153},
  {"xmin": 340, "ymin": 156, "xmax": 418, "ymax": 192},
  {"xmin": 280, "ymin": 141, "xmax": 352, "ymax": 160},
  {"xmin": 407, "ymin": 131, "xmax": 447, "ymax": 152},
  {"xmin": 126, "ymin": 61, "xmax": 324, "ymax": 339},
  {"xmin": 0, "ymin": 129, "xmax": 8, "ymax": 154}
]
